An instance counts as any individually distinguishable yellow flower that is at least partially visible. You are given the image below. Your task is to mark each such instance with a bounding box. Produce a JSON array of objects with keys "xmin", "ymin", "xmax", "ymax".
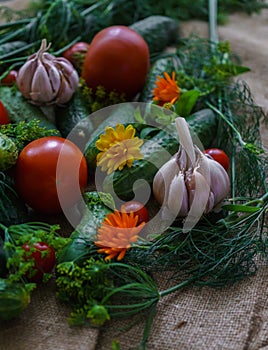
[
  {"xmin": 152, "ymin": 71, "xmax": 181, "ymax": 105},
  {"xmin": 95, "ymin": 210, "xmax": 145, "ymax": 261},
  {"xmin": 96, "ymin": 124, "xmax": 143, "ymax": 174}
]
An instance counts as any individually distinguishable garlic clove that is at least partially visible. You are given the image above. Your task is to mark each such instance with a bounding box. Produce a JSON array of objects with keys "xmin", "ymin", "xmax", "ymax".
[
  {"xmin": 167, "ymin": 172, "xmax": 188, "ymax": 217},
  {"xmin": 208, "ymin": 157, "xmax": 230, "ymax": 205},
  {"xmin": 30, "ymin": 61, "xmax": 56, "ymax": 103},
  {"xmin": 55, "ymin": 78, "xmax": 76, "ymax": 105},
  {"xmin": 16, "ymin": 58, "xmax": 37, "ymax": 98},
  {"xmin": 183, "ymin": 168, "xmax": 211, "ymax": 233},
  {"xmin": 153, "ymin": 157, "xmax": 180, "ymax": 205},
  {"xmin": 44, "ymin": 60, "xmax": 61, "ymax": 94}
]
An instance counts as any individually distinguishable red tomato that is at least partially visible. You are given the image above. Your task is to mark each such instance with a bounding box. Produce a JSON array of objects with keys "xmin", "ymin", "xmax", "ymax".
[
  {"xmin": 204, "ymin": 148, "xmax": 230, "ymax": 171},
  {"xmin": 22, "ymin": 242, "xmax": 56, "ymax": 282},
  {"xmin": 81, "ymin": 26, "xmax": 150, "ymax": 98},
  {"xmin": 15, "ymin": 136, "xmax": 88, "ymax": 214},
  {"xmin": 0, "ymin": 101, "xmax": 11, "ymax": 125},
  {"xmin": 120, "ymin": 201, "xmax": 150, "ymax": 226},
  {"xmin": 62, "ymin": 42, "xmax": 89, "ymax": 70},
  {"xmin": 1, "ymin": 70, "xmax": 17, "ymax": 86}
]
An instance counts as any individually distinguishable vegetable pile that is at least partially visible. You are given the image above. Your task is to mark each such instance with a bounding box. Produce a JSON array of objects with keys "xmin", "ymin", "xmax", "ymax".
[{"xmin": 0, "ymin": 1, "xmax": 267, "ymax": 349}]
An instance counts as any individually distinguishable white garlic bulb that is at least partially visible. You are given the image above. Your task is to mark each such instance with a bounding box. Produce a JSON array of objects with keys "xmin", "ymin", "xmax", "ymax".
[
  {"xmin": 153, "ymin": 117, "xmax": 230, "ymax": 232},
  {"xmin": 16, "ymin": 39, "xmax": 79, "ymax": 106}
]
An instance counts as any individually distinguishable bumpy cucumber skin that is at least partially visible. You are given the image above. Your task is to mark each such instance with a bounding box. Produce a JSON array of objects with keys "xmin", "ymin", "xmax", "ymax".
[
  {"xmin": 0, "ymin": 133, "xmax": 18, "ymax": 171},
  {"xmin": 129, "ymin": 16, "xmax": 179, "ymax": 55},
  {"xmin": 58, "ymin": 192, "xmax": 112, "ymax": 264},
  {"xmin": 0, "ymin": 175, "xmax": 29, "ymax": 227},
  {"xmin": 55, "ymin": 91, "xmax": 90, "ymax": 137},
  {"xmin": 0, "ymin": 87, "xmax": 57, "ymax": 130},
  {"xmin": 0, "ymin": 279, "xmax": 30, "ymax": 321},
  {"xmin": 55, "ymin": 91, "xmax": 93, "ymax": 150},
  {"xmin": 139, "ymin": 56, "xmax": 181, "ymax": 102}
]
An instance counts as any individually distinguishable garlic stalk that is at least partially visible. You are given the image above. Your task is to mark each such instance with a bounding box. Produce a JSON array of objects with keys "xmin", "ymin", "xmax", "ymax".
[
  {"xmin": 153, "ymin": 117, "xmax": 230, "ymax": 232},
  {"xmin": 16, "ymin": 39, "xmax": 79, "ymax": 106}
]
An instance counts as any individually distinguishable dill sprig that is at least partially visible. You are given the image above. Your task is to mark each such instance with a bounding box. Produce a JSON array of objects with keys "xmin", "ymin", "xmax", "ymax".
[{"xmin": 0, "ymin": 118, "xmax": 60, "ymax": 152}]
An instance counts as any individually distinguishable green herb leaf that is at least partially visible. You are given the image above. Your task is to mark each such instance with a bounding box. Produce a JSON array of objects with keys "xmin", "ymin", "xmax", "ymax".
[{"xmin": 174, "ymin": 89, "xmax": 200, "ymax": 117}]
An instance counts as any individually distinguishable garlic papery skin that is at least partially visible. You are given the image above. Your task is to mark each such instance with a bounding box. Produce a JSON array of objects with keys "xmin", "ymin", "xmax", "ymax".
[
  {"xmin": 16, "ymin": 39, "xmax": 79, "ymax": 106},
  {"xmin": 153, "ymin": 117, "xmax": 230, "ymax": 232}
]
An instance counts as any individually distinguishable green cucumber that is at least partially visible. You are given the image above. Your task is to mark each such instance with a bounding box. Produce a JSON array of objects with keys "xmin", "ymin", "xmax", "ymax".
[
  {"xmin": 0, "ymin": 133, "xmax": 18, "ymax": 171},
  {"xmin": 55, "ymin": 90, "xmax": 93, "ymax": 149},
  {"xmin": 139, "ymin": 55, "xmax": 182, "ymax": 102},
  {"xmin": 58, "ymin": 191, "xmax": 113, "ymax": 264},
  {"xmin": 0, "ymin": 174, "xmax": 29, "ymax": 227},
  {"xmin": 129, "ymin": 16, "xmax": 179, "ymax": 56},
  {"xmin": 0, "ymin": 279, "xmax": 30, "ymax": 321},
  {"xmin": 0, "ymin": 86, "xmax": 57, "ymax": 130},
  {"xmin": 102, "ymin": 108, "xmax": 217, "ymax": 200}
]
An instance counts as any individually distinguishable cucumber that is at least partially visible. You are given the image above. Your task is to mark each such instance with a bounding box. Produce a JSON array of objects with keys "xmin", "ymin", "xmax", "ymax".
[
  {"xmin": 0, "ymin": 86, "xmax": 57, "ymax": 130},
  {"xmin": 139, "ymin": 55, "xmax": 182, "ymax": 102},
  {"xmin": 0, "ymin": 133, "xmax": 18, "ymax": 171},
  {"xmin": 129, "ymin": 16, "xmax": 179, "ymax": 56},
  {"xmin": 0, "ymin": 279, "xmax": 30, "ymax": 321},
  {"xmin": 55, "ymin": 90, "xmax": 93, "ymax": 149},
  {"xmin": 0, "ymin": 174, "xmax": 29, "ymax": 227},
  {"xmin": 101, "ymin": 108, "xmax": 217, "ymax": 200},
  {"xmin": 58, "ymin": 191, "xmax": 113, "ymax": 264}
]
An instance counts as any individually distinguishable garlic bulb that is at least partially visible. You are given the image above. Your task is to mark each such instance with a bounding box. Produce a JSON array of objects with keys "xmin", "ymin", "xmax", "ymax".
[
  {"xmin": 16, "ymin": 39, "xmax": 79, "ymax": 106},
  {"xmin": 153, "ymin": 117, "xmax": 230, "ymax": 232}
]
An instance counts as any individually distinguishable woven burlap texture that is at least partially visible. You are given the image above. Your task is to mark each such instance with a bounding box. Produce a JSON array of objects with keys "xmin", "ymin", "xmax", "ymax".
[{"xmin": 0, "ymin": 2, "xmax": 268, "ymax": 349}]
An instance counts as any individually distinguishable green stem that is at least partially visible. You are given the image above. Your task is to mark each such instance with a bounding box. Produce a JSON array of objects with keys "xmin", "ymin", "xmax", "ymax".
[
  {"xmin": 231, "ymin": 143, "xmax": 236, "ymax": 198},
  {"xmin": 0, "ymin": 18, "xmax": 31, "ymax": 30},
  {"xmin": 159, "ymin": 277, "xmax": 196, "ymax": 298},
  {"xmin": 206, "ymin": 101, "xmax": 246, "ymax": 147},
  {"xmin": 0, "ymin": 41, "xmax": 38, "ymax": 60},
  {"xmin": 0, "ymin": 27, "xmax": 27, "ymax": 45},
  {"xmin": 139, "ymin": 303, "xmax": 158, "ymax": 349},
  {"xmin": 209, "ymin": 0, "xmax": 219, "ymax": 43}
]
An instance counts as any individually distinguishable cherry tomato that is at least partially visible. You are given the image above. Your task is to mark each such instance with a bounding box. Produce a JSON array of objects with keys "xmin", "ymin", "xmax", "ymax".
[
  {"xmin": 81, "ymin": 26, "xmax": 150, "ymax": 98},
  {"xmin": 15, "ymin": 136, "xmax": 88, "ymax": 214},
  {"xmin": 0, "ymin": 101, "xmax": 11, "ymax": 125},
  {"xmin": 1, "ymin": 70, "xmax": 17, "ymax": 86},
  {"xmin": 62, "ymin": 42, "xmax": 89, "ymax": 70},
  {"xmin": 120, "ymin": 201, "xmax": 150, "ymax": 225},
  {"xmin": 22, "ymin": 242, "xmax": 56, "ymax": 282},
  {"xmin": 204, "ymin": 148, "xmax": 230, "ymax": 171}
]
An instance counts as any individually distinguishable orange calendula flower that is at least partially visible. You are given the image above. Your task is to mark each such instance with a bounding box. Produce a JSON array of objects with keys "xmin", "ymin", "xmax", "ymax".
[
  {"xmin": 152, "ymin": 71, "xmax": 181, "ymax": 105},
  {"xmin": 95, "ymin": 123, "xmax": 143, "ymax": 175},
  {"xmin": 95, "ymin": 210, "xmax": 145, "ymax": 261}
]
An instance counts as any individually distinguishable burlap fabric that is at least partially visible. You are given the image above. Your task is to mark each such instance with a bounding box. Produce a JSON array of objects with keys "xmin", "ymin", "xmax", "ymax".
[{"xmin": 0, "ymin": 2, "xmax": 268, "ymax": 349}]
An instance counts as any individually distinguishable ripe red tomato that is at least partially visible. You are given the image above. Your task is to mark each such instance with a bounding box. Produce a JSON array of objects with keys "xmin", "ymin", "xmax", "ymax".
[
  {"xmin": 15, "ymin": 136, "xmax": 88, "ymax": 214},
  {"xmin": 22, "ymin": 242, "xmax": 56, "ymax": 282},
  {"xmin": 204, "ymin": 148, "xmax": 230, "ymax": 171},
  {"xmin": 62, "ymin": 42, "xmax": 89, "ymax": 70},
  {"xmin": 0, "ymin": 101, "xmax": 11, "ymax": 125},
  {"xmin": 81, "ymin": 26, "xmax": 150, "ymax": 98},
  {"xmin": 120, "ymin": 201, "xmax": 150, "ymax": 225},
  {"xmin": 1, "ymin": 70, "xmax": 17, "ymax": 86}
]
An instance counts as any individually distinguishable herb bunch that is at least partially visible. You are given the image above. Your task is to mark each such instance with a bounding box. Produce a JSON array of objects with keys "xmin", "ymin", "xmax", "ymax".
[
  {"xmin": 54, "ymin": 30, "xmax": 268, "ymax": 350},
  {"xmin": 0, "ymin": 0, "xmax": 267, "ymax": 77}
]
